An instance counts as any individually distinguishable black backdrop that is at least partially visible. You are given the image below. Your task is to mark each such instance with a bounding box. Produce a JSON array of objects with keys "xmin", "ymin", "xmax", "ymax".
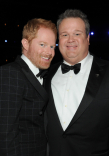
[{"xmin": 0, "ymin": 0, "xmax": 109, "ymax": 65}]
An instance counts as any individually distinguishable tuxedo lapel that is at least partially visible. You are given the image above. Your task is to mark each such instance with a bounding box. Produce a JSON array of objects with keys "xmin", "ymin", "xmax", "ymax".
[
  {"xmin": 45, "ymin": 62, "xmax": 63, "ymax": 131},
  {"xmin": 21, "ymin": 68, "xmax": 48, "ymax": 103},
  {"xmin": 15, "ymin": 56, "xmax": 48, "ymax": 103},
  {"xmin": 66, "ymin": 57, "xmax": 109, "ymax": 129},
  {"xmin": 45, "ymin": 62, "xmax": 62, "ymax": 90}
]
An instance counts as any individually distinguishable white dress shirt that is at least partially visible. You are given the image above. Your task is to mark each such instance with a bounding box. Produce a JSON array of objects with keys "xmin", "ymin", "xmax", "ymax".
[
  {"xmin": 51, "ymin": 53, "xmax": 93, "ymax": 130},
  {"xmin": 21, "ymin": 54, "xmax": 43, "ymax": 85}
]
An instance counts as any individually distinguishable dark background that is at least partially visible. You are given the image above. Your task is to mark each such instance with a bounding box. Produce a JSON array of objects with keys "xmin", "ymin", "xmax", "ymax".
[{"xmin": 0, "ymin": 0, "xmax": 109, "ymax": 65}]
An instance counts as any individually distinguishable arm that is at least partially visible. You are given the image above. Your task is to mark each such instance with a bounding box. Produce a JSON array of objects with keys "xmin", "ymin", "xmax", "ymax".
[{"xmin": 0, "ymin": 65, "xmax": 24, "ymax": 156}]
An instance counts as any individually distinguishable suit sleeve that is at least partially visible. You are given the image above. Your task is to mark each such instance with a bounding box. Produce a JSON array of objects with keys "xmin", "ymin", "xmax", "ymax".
[{"xmin": 0, "ymin": 65, "xmax": 24, "ymax": 156}]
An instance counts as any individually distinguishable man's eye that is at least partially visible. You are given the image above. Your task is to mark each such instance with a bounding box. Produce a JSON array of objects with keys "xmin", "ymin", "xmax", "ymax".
[
  {"xmin": 75, "ymin": 33, "xmax": 80, "ymax": 36},
  {"xmin": 63, "ymin": 34, "xmax": 67, "ymax": 36},
  {"xmin": 40, "ymin": 44, "xmax": 44, "ymax": 47},
  {"xmin": 50, "ymin": 46, "xmax": 55, "ymax": 49}
]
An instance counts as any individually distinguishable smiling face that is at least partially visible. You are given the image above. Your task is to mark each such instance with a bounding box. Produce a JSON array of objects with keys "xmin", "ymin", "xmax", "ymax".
[
  {"xmin": 22, "ymin": 27, "xmax": 56, "ymax": 69},
  {"xmin": 59, "ymin": 18, "xmax": 89, "ymax": 65}
]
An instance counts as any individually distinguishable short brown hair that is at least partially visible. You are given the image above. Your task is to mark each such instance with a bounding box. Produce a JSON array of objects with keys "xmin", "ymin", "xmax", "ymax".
[
  {"xmin": 57, "ymin": 9, "xmax": 90, "ymax": 37},
  {"xmin": 22, "ymin": 18, "xmax": 57, "ymax": 42}
]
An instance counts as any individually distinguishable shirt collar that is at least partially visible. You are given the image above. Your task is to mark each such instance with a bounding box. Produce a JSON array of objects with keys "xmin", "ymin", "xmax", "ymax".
[
  {"xmin": 79, "ymin": 53, "xmax": 93, "ymax": 73},
  {"xmin": 21, "ymin": 54, "xmax": 39, "ymax": 76}
]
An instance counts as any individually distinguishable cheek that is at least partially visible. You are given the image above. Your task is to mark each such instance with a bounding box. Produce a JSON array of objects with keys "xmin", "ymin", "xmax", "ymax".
[
  {"xmin": 80, "ymin": 37, "xmax": 88, "ymax": 44},
  {"xmin": 34, "ymin": 49, "xmax": 42, "ymax": 57},
  {"xmin": 52, "ymin": 50, "xmax": 55, "ymax": 57},
  {"xmin": 81, "ymin": 39, "xmax": 89, "ymax": 48},
  {"xmin": 59, "ymin": 41, "xmax": 65, "ymax": 53},
  {"xmin": 59, "ymin": 38, "xmax": 65, "ymax": 46}
]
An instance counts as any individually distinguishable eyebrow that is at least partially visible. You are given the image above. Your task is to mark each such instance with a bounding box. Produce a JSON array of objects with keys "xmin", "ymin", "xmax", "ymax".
[
  {"xmin": 74, "ymin": 30, "xmax": 84, "ymax": 33},
  {"xmin": 59, "ymin": 30, "xmax": 84, "ymax": 35},
  {"xmin": 59, "ymin": 32, "xmax": 67, "ymax": 35}
]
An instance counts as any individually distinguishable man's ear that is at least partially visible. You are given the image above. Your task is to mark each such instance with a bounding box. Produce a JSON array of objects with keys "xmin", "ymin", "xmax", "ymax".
[
  {"xmin": 21, "ymin": 39, "xmax": 29, "ymax": 51},
  {"xmin": 87, "ymin": 34, "xmax": 90, "ymax": 45}
]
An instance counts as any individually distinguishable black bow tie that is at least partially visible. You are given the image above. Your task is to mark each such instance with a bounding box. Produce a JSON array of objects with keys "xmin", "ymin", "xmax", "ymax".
[
  {"xmin": 61, "ymin": 63, "xmax": 81, "ymax": 74},
  {"xmin": 36, "ymin": 69, "xmax": 48, "ymax": 79}
]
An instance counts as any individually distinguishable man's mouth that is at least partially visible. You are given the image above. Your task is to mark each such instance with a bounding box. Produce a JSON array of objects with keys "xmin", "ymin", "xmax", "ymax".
[
  {"xmin": 42, "ymin": 56, "xmax": 49, "ymax": 60},
  {"xmin": 67, "ymin": 45, "xmax": 77, "ymax": 47},
  {"xmin": 41, "ymin": 55, "xmax": 52, "ymax": 61}
]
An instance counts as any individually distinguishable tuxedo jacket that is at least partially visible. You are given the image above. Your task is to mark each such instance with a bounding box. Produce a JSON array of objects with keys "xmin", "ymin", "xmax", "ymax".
[
  {"xmin": 0, "ymin": 56, "xmax": 48, "ymax": 156},
  {"xmin": 45, "ymin": 56, "xmax": 109, "ymax": 156}
]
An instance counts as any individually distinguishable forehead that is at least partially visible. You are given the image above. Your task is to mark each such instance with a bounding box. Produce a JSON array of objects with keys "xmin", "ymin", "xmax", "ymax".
[
  {"xmin": 32, "ymin": 27, "xmax": 56, "ymax": 43},
  {"xmin": 59, "ymin": 18, "xmax": 86, "ymax": 33},
  {"xmin": 37, "ymin": 27, "xmax": 55, "ymax": 39}
]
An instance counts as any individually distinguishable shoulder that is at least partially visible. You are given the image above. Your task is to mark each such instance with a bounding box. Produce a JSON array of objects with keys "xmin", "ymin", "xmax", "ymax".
[
  {"xmin": 0, "ymin": 61, "xmax": 26, "ymax": 84},
  {"xmin": 0, "ymin": 61, "xmax": 20, "ymax": 74},
  {"xmin": 93, "ymin": 56, "xmax": 109, "ymax": 66}
]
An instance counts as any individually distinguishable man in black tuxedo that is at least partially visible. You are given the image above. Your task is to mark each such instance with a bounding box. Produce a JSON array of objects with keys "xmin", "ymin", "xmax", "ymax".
[
  {"xmin": 45, "ymin": 9, "xmax": 109, "ymax": 156},
  {"xmin": 0, "ymin": 18, "xmax": 57, "ymax": 156}
]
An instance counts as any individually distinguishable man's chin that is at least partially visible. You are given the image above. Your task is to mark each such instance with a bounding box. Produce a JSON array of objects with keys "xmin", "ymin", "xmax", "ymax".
[{"xmin": 39, "ymin": 64, "xmax": 50, "ymax": 70}]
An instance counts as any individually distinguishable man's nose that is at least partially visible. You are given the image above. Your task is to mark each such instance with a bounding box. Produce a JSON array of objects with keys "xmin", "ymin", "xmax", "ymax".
[
  {"xmin": 68, "ymin": 35, "xmax": 75, "ymax": 42},
  {"xmin": 46, "ymin": 46, "xmax": 53, "ymax": 55}
]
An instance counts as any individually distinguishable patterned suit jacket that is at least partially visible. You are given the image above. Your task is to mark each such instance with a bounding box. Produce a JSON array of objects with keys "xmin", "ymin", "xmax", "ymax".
[{"xmin": 0, "ymin": 56, "xmax": 48, "ymax": 156}]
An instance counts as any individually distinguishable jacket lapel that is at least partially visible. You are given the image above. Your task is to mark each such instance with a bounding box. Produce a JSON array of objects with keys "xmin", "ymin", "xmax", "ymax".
[
  {"xmin": 66, "ymin": 57, "xmax": 109, "ymax": 129},
  {"xmin": 45, "ymin": 62, "xmax": 62, "ymax": 89},
  {"xmin": 15, "ymin": 56, "xmax": 48, "ymax": 103},
  {"xmin": 45, "ymin": 62, "xmax": 63, "ymax": 131}
]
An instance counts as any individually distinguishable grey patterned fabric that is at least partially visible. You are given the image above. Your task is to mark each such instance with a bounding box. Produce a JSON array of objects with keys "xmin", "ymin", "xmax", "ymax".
[{"xmin": 0, "ymin": 56, "xmax": 48, "ymax": 156}]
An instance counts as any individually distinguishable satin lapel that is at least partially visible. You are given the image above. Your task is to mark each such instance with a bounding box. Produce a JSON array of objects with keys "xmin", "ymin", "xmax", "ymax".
[
  {"xmin": 66, "ymin": 57, "xmax": 109, "ymax": 129},
  {"xmin": 45, "ymin": 62, "xmax": 64, "ymax": 132},
  {"xmin": 21, "ymin": 68, "xmax": 48, "ymax": 103},
  {"xmin": 45, "ymin": 62, "xmax": 62, "ymax": 91},
  {"xmin": 15, "ymin": 56, "xmax": 48, "ymax": 103}
]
